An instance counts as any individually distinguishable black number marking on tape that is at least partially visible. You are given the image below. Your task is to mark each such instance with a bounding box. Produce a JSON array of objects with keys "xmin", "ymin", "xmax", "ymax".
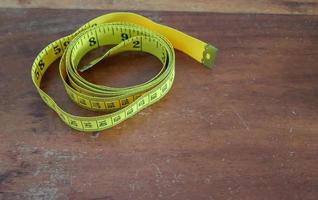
[
  {"xmin": 36, "ymin": 71, "xmax": 40, "ymax": 80},
  {"xmin": 84, "ymin": 122, "xmax": 92, "ymax": 128},
  {"xmin": 63, "ymin": 41, "xmax": 69, "ymax": 48},
  {"xmin": 89, "ymin": 37, "xmax": 97, "ymax": 46},
  {"xmin": 121, "ymin": 33, "xmax": 128, "ymax": 41},
  {"xmin": 38, "ymin": 60, "xmax": 45, "ymax": 70},
  {"xmin": 121, "ymin": 99, "xmax": 129, "ymax": 106},
  {"xmin": 138, "ymin": 99, "xmax": 145, "ymax": 107},
  {"xmin": 98, "ymin": 120, "xmax": 107, "ymax": 128},
  {"xmin": 127, "ymin": 108, "xmax": 134, "ymax": 116},
  {"xmin": 53, "ymin": 45, "xmax": 61, "ymax": 55},
  {"xmin": 151, "ymin": 93, "xmax": 157, "ymax": 100},
  {"xmin": 114, "ymin": 115, "xmax": 121, "ymax": 122},
  {"xmin": 133, "ymin": 41, "xmax": 140, "ymax": 48},
  {"xmin": 70, "ymin": 120, "xmax": 78, "ymax": 127},
  {"xmin": 107, "ymin": 102, "xmax": 115, "ymax": 109}
]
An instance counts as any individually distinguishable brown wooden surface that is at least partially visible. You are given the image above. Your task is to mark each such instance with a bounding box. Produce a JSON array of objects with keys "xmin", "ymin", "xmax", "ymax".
[
  {"xmin": 1, "ymin": 8, "xmax": 318, "ymax": 200},
  {"xmin": 2, "ymin": 0, "xmax": 318, "ymax": 15}
]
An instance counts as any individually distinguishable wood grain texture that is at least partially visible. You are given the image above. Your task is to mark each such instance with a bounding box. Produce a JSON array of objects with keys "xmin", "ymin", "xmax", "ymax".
[
  {"xmin": 2, "ymin": 0, "xmax": 318, "ymax": 15},
  {"xmin": 0, "ymin": 8, "xmax": 318, "ymax": 200}
]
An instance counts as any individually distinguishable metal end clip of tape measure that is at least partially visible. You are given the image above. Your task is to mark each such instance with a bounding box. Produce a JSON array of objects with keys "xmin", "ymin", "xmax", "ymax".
[{"xmin": 31, "ymin": 12, "xmax": 217, "ymax": 132}]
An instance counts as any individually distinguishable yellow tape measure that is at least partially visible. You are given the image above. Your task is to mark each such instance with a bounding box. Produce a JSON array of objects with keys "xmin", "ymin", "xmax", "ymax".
[{"xmin": 31, "ymin": 12, "xmax": 217, "ymax": 132}]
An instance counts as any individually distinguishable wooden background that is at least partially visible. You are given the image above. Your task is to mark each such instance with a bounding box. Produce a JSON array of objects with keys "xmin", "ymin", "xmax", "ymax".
[
  {"xmin": 0, "ymin": 1, "xmax": 318, "ymax": 200},
  {"xmin": 2, "ymin": 0, "xmax": 318, "ymax": 15}
]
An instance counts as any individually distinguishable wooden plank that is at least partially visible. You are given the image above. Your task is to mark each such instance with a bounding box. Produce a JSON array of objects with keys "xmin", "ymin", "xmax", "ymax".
[
  {"xmin": 0, "ymin": 8, "xmax": 318, "ymax": 200},
  {"xmin": 1, "ymin": 0, "xmax": 318, "ymax": 15}
]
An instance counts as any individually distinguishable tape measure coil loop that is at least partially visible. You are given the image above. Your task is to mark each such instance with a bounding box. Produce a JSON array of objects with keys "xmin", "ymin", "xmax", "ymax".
[{"xmin": 31, "ymin": 12, "xmax": 217, "ymax": 132}]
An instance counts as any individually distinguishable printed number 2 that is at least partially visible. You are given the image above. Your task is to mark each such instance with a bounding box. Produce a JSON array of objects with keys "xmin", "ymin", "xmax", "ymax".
[{"xmin": 133, "ymin": 41, "xmax": 140, "ymax": 48}]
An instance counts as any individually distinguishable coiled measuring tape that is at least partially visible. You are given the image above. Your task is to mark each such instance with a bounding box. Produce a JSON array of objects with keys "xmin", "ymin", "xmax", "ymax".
[{"xmin": 31, "ymin": 12, "xmax": 217, "ymax": 132}]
